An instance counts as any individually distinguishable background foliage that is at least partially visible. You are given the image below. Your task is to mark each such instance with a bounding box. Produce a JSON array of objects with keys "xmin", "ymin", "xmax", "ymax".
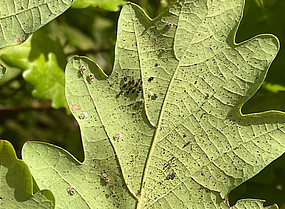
[{"xmin": 0, "ymin": 0, "xmax": 285, "ymax": 207}]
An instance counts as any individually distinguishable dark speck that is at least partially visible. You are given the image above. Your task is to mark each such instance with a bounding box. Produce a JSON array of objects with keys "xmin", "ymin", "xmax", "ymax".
[
  {"xmin": 148, "ymin": 77, "xmax": 154, "ymax": 82},
  {"xmin": 165, "ymin": 23, "xmax": 173, "ymax": 28}
]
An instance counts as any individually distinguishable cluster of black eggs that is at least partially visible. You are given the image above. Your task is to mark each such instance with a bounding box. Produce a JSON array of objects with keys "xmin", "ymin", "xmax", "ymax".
[{"xmin": 119, "ymin": 76, "xmax": 143, "ymax": 96}]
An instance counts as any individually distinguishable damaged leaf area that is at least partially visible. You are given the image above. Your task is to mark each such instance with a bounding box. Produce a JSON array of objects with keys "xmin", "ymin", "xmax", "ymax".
[{"xmin": 22, "ymin": 0, "xmax": 284, "ymax": 208}]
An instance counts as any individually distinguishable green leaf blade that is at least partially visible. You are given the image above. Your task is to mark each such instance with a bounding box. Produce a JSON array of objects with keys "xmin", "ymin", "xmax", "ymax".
[
  {"xmin": 0, "ymin": 140, "xmax": 55, "ymax": 208},
  {"xmin": 0, "ymin": 0, "xmax": 73, "ymax": 48},
  {"xmin": 21, "ymin": 0, "xmax": 285, "ymax": 208},
  {"xmin": 0, "ymin": 30, "xmax": 69, "ymax": 110}
]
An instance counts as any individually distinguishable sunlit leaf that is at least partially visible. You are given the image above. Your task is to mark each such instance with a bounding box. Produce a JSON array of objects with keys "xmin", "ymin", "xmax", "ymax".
[{"xmin": 22, "ymin": 0, "xmax": 284, "ymax": 208}]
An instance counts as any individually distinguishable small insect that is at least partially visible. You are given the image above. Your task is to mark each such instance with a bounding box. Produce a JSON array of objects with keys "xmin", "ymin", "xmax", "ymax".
[
  {"xmin": 119, "ymin": 90, "xmax": 124, "ymax": 95},
  {"xmin": 101, "ymin": 172, "xmax": 110, "ymax": 183},
  {"xmin": 138, "ymin": 86, "xmax": 142, "ymax": 91},
  {"xmin": 67, "ymin": 185, "xmax": 76, "ymax": 195},
  {"xmin": 129, "ymin": 86, "xmax": 133, "ymax": 91},
  {"xmin": 165, "ymin": 23, "xmax": 173, "ymax": 28},
  {"xmin": 126, "ymin": 91, "xmax": 130, "ymax": 95},
  {"xmin": 113, "ymin": 133, "xmax": 123, "ymax": 140},
  {"xmin": 148, "ymin": 77, "xmax": 154, "ymax": 82},
  {"xmin": 132, "ymin": 89, "xmax": 136, "ymax": 93},
  {"xmin": 166, "ymin": 172, "xmax": 177, "ymax": 180},
  {"xmin": 79, "ymin": 65, "xmax": 86, "ymax": 75},
  {"xmin": 123, "ymin": 76, "xmax": 127, "ymax": 82},
  {"xmin": 88, "ymin": 73, "xmax": 94, "ymax": 83},
  {"xmin": 122, "ymin": 83, "xmax": 127, "ymax": 88},
  {"xmin": 153, "ymin": 94, "xmax": 158, "ymax": 99},
  {"xmin": 140, "ymin": 80, "xmax": 143, "ymax": 85},
  {"xmin": 134, "ymin": 82, "xmax": 139, "ymax": 87},
  {"xmin": 131, "ymin": 79, "xmax": 135, "ymax": 84},
  {"xmin": 79, "ymin": 112, "xmax": 88, "ymax": 119},
  {"xmin": 139, "ymin": 99, "xmax": 144, "ymax": 104}
]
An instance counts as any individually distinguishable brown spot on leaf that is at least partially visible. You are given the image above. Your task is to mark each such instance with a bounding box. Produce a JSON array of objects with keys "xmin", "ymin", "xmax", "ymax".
[{"xmin": 68, "ymin": 102, "xmax": 81, "ymax": 111}]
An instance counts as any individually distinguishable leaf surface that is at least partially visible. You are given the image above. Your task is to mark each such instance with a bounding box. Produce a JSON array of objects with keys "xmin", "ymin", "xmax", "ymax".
[
  {"xmin": 0, "ymin": 140, "xmax": 54, "ymax": 208},
  {"xmin": 0, "ymin": 0, "xmax": 73, "ymax": 48},
  {"xmin": 22, "ymin": 0, "xmax": 285, "ymax": 208},
  {"xmin": 0, "ymin": 30, "xmax": 68, "ymax": 110}
]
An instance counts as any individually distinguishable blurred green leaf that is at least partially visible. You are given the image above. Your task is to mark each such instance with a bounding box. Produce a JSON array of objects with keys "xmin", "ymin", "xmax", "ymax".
[
  {"xmin": 0, "ymin": 29, "xmax": 68, "ymax": 111},
  {"xmin": 0, "ymin": 0, "xmax": 73, "ymax": 48},
  {"xmin": 23, "ymin": 53, "xmax": 66, "ymax": 110},
  {"xmin": 0, "ymin": 140, "xmax": 55, "ymax": 208},
  {"xmin": 72, "ymin": 0, "xmax": 126, "ymax": 11}
]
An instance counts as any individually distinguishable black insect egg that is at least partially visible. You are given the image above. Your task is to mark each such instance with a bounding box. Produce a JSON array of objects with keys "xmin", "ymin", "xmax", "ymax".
[{"xmin": 119, "ymin": 77, "xmax": 143, "ymax": 97}]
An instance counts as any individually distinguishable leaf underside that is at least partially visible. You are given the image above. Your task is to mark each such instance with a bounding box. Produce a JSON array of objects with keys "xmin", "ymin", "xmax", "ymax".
[
  {"xmin": 22, "ymin": 0, "xmax": 285, "ymax": 208},
  {"xmin": 0, "ymin": 0, "xmax": 73, "ymax": 48}
]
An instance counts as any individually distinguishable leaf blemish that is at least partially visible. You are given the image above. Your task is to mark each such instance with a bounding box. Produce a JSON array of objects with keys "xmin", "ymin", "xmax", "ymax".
[
  {"xmin": 101, "ymin": 172, "xmax": 110, "ymax": 183},
  {"xmin": 165, "ymin": 23, "xmax": 173, "ymax": 28},
  {"xmin": 113, "ymin": 133, "xmax": 123, "ymax": 140},
  {"xmin": 79, "ymin": 65, "xmax": 86, "ymax": 76},
  {"xmin": 67, "ymin": 185, "xmax": 76, "ymax": 195},
  {"xmin": 68, "ymin": 102, "xmax": 81, "ymax": 111},
  {"xmin": 166, "ymin": 172, "xmax": 177, "ymax": 180},
  {"xmin": 87, "ymin": 73, "xmax": 94, "ymax": 83},
  {"xmin": 79, "ymin": 112, "xmax": 88, "ymax": 119}
]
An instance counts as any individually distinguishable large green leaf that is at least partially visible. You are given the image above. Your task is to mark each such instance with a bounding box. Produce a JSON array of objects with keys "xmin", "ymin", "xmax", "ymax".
[
  {"xmin": 0, "ymin": 0, "xmax": 73, "ymax": 48},
  {"xmin": 22, "ymin": 0, "xmax": 285, "ymax": 208},
  {"xmin": 0, "ymin": 140, "xmax": 55, "ymax": 208}
]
